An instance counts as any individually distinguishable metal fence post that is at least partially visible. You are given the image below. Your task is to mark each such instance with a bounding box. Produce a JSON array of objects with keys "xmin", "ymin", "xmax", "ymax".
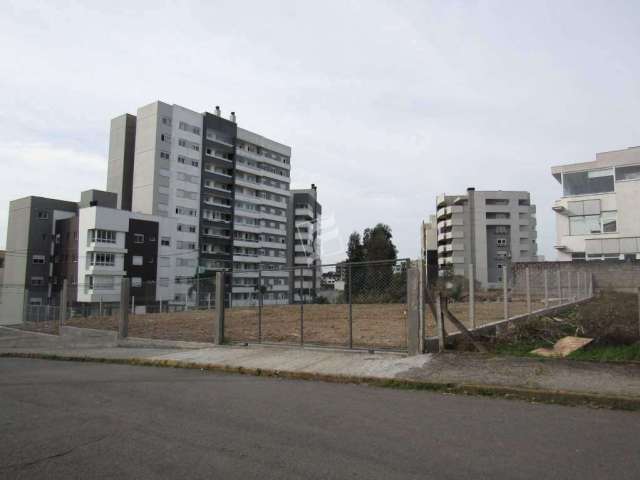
[
  {"xmin": 525, "ymin": 267, "xmax": 532, "ymax": 315},
  {"xmin": 406, "ymin": 266, "xmax": 422, "ymax": 355},
  {"xmin": 589, "ymin": 273, "xmax": 594, "ymax": 297},
  {"xmin": 59, "ymin": 279, "xmax": 68, "ymax": 327},
  {"xmin": 214, "ymin": 272, "xmax": 225, "ymax": 345},
  {"xmin": 557, "ymin": 269, "xmax": 562, "ymax": 304},
  {"xmin": 99, "ymin": 296, "xmax": 103, "ymax": 317},
  {"xmin": 576, "ymin": 271, "xmax": 581, "ymax": 300},
  {"xmin": 258, "ymin": 269, "xmax": 263, "ymax": 343},
  {"xmin": 468, "ymin": 263, "xmax": 475, "ymax": 329},
  {"xmin": 119, "ymin": 277, "xmax": 130, "ymax": 339},
  {"xmin": 503, "ymin": 266, "xmax": 509, "ymax": 321},
  {"xmin": 207, "ymin": 293, "xmax": 211, "ymax": 310},
  {"xmin": 567, "ymin": 270, "xmax": 572, "ymax": 302},
  {"xmin": 131, "ymin": 295, "xmax": 135, "ymax": 315},
  {"xmin": 299, "ymin": 268, "xmax": 304, "ymax": 346},
  {"xmin": 348, "ymin": 263, "xmax": 353, "ymax": 349}
]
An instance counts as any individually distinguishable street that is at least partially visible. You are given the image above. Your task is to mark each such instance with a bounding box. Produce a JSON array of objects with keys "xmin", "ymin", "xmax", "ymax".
[{"xmin": 1, "ymin": 358, "xmax": 639, "ymax": 480}]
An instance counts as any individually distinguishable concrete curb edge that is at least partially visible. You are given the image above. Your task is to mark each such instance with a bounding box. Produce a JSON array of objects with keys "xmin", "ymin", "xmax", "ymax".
[{"xmin": 2, "ymin": 351, "xmax": 639, "ymax": 411}]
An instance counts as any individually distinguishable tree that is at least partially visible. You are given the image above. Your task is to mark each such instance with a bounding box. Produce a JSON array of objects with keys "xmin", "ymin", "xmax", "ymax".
[
  {"xmin": 346, "ymin": 232, "xmax": 365, "ymax": 263},
  {"xmin": 361, "ymin": 224, "xmax": 398, "ymax": 296}
]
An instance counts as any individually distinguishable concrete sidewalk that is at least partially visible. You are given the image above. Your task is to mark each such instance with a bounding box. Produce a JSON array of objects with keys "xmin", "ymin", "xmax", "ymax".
[{"xmin": 2, "ymin": 326, "xmax": 640, "ymax": 409}]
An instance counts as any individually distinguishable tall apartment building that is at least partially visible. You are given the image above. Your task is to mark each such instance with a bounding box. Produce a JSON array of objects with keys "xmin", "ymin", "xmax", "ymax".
[
  {"xmin": 435, "ymin": 188, "xmax": 538, "ymax": 289},
  {"xmin": 551, "ymin": 145, "xmax": 640, "ymax": 261},
  {"xmin": 288, "ymin": 185, "xmax": 321, "ymax": 302},
  {"xmin": 420, "ymin": 214, "xmax": 438, "ymax": 285},
  {"xmin": 108, "ymin": 101, "xmax": 297, "ymax": 306}
]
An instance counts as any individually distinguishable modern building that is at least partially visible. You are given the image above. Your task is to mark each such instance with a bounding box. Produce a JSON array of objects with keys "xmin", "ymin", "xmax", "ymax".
[
  {"xmin": 0, "ymin": 250, "xmax": 5, "ymax": 305},
  {"xmin": 435, "ymin": 188, "xmax": 538, "ymax": 289},
  {"xmin": 288, "ymin": 185, "xmax": 321, "ymax": 302},
  {"xmin": 108, "ymin": 101, "xmax": 303, "ymax": 306},
  {"xmin": 0, "ymin": 195, "xmax": 78, "ymax": 324},
  {"xmin": 551, "ymin": 145, "xmax": 640, "ymax": 261}
]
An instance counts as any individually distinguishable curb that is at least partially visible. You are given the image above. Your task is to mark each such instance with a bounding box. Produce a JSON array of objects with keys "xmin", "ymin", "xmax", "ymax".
[{"xmin": 2, "ymin": 351, "xmax": 639, "ymax": 411}]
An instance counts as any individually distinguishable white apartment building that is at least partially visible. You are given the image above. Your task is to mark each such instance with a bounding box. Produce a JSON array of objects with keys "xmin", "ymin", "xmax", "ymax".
[
  {"xmin": 551, "ymin": 145, "xmax": 640, "ymax": 261},
  {"xmin": 289, "ymin": 186, "xmax": 321, "ymax": 302}
]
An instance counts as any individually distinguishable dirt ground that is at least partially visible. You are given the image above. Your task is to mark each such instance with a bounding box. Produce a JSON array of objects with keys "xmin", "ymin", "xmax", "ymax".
[
  {"xmin": 14, "ymin": 299, "xmax": 552, "ymax": 350},
  {"xmin": 34, "ymin": 303, "xmax": 410, "ymax": 350}
]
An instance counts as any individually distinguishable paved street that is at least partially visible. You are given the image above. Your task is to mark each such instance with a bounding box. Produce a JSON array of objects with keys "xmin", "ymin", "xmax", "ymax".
[{"xmin": 1, "ymin": 359, "xmax": 639, "ymax": 479}]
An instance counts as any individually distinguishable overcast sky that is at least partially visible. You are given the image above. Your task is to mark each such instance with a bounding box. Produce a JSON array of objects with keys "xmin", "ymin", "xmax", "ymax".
[{"xmin": 1, "ymin": 0, "xmax": 638, "ymax": 262}]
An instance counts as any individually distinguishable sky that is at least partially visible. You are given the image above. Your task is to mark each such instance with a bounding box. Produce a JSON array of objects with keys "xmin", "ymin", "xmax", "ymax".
[{"xmin": 0, "ymin": 0, "xmax": 639, "ymax": 262}]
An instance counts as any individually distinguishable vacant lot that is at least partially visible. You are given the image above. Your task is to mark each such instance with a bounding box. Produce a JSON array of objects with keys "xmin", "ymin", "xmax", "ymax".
[{"xmin": 51, "ymin": 303, "xmax": 410, "ymax": 350}]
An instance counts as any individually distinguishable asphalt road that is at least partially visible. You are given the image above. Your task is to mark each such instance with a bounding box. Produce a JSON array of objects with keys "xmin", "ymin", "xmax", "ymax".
[{"xmin": 1, "ymin": 358, "xmax": 639, "ymax": 480}]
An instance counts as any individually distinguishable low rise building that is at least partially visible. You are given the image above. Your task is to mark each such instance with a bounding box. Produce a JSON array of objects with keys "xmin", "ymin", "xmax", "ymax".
[{"xmin": 551, "ymin": 145, "xmax": 640, "ymax": 261}]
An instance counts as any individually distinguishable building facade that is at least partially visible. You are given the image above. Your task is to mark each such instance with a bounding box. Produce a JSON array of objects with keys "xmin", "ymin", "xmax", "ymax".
[
  {"xmin": 288, "ymin": 185, "xmax": 322, "ymax": 302},
  {"xmin": 108, "ymin": 101, "xmax": 303, "ymax": 306},
  {"xmin": 551, "ymin": 146, "xmax": 640, "ymax": 262},
  {"xmin": 435, "ymin": 188, "xmax": 538, "ymax": 289}
]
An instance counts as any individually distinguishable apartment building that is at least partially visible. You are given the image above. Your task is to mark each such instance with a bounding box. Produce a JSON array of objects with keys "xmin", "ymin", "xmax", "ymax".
[
  {"xmin": 551, "ymin": 145, "xmax": 640, "ymax": 261},
  {"xmin": 420, "ymin": 214, "xmax": 438, "ymax": 285},
  {"xmin": 435, "ymin": 188, "xmax": 538, "ymax": 289},
  {"xmin": 109, "ymin": 101, "xmax": 298, "ymax": 306},
  {"xmin": 0, "ymin": 250, "xmax": 5, "ymax": 306},
  {"xmin": 288, "ymin": 186, "xmax": 321, "ymax": 302}
]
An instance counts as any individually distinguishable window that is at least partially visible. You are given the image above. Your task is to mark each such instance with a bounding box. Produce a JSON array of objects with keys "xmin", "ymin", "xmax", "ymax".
[
  {"xmin": 131, "ymin": 277, "xmax": 142, "ymax": 288},
  {"xmin": 161, "ymin": 116, "xmax": 172, "ymax": 126},
  {"xmin": 37, "ymin": 210, "xmax": 48, "ymax": 219},
  {"xmin": 132, "ymin": 255, "xmax": 143, "ymax": 266},
  {"xmin": 615, "ymin": 165, "xmax": 640, "ymax": 182},
  {"xmin": 486, "ymin": 212, "xmax": 510, "ymax": 219},
  {"xmin": 134, "ymin": 233, "xmax": 144, "ymax": 244},
  {"xmin": 32, "ymin": 255, "xmax": 46, "ymax": 264},
  {"xmin": 159, "ymin": 256, "xmax": 170, "ymax": 267},
  {"xmin": 562, "ymin": 169, "xmax": 614, "ymax": 196},
  {"xmin": 31, "ymin": 277, "xmax": 44, "ymax": 286},
  {"xmin": 518, "ymin": 198, "xmax": 530, "ymax": 206},
  {"xmin": 485, "ymin": 199, "xmax": 509, "ymax": 206},
  {"xmin": 179, "ymin": 121, "xmax": 201, "ymax": 136},
  {"xmin": 90, "ymin": 229, "xmax": 116, "ymax": 244},
  {"xmin": 161, "ymin": 133, "xmax": 171, "ymax": 143},
  {"xmin": 569, "ymin": 212, "xmax": 617, "ymax": 235},
  {"xmin": 496, "ymin": 238, "xmax": 507, "ymax": 247},
  {"xmin": 91, "ymin": 253, "xmax": 115, "ymax": 266},
  {"xmin": 161, "ymin": 237, "xmax": 171, "ymax": 246},
  {"xmin": 149, "ymin": 235, "xmax": 156, "ymax": 242},
  {"xmin": 160, "ymin": 151, "xmax": 170, "ymax": 160},
  {"xmin": 29, "ymin": 298, "xmax": 42, "ymax": 306}
]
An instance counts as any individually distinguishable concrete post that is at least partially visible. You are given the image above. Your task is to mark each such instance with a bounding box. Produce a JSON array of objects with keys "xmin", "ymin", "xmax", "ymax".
[
  {"xmin": 525, "ymin": 266, "xmax": 532, "ymax": 314},
  {"xmin": 407, "ymin": 266, "xmax": 422, "ymax": 355},
  {"xmin": 557, "ymin": 269, "xmax": 562, "ymax": 304},
  {"xmin": 503, "ymin": 266, "xmax": 509, "ymax": 321},
  {"xmin": 207, "ymin": 293, "xmax": 211, "ymax": 310},
  {"xmin": 131, "ymin": 296, "xmax": 135, "ymax": 315},
  {"xmin": 576, "ymin": 271, "xmax": 581, "ymax": 300},
  {"xmin": 637, "ymin": 287, "xmax": 640, "ymax": 339},
  {"xmin": 468, "ymin": 263, "xmax": 475, "ymax": 329},
  {"xmin": 589, "ymin": 273, "xmax": 594, "ymax": 297},
  {"xmin": 543, "ymin": 269, "xmax": 549, "ymax": 308},
  {"xmin": 99, "ymin": 296, "xmax": 103, "ymax": 317},
  {"xmin": 59, "ymin": 279, "xmax": 68, "ymax": 326},
  {"xmin": 348, "ymin": 263, "xmax": 353, "ymax": 349},
  {"xmin": 435, "ymin": 293, "xmax": 446, "ymax": 352},
  {"xmin": 118, "ymin": 277, "xmax": 130, "ymax": 339},
  {"xmin": 567, "ymin": 271, "xmax": 572, "ymax": 302},
  {"xmin": 214, "ymin": 272, "xmax": 225, "ymax": 345},
  {"xmin": 257, "ymin": 269, "xmax": 263, "ymax": 343}
]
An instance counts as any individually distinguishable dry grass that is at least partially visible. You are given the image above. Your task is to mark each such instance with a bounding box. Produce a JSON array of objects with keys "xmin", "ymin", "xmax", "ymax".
[{"xmin": 47, "ymin": 303, "xmax": 410, "ymax": 350}]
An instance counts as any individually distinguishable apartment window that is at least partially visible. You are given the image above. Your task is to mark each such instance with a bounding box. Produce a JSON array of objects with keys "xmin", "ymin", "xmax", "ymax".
[
  {"xmin": 179, "ymin": 121, "xmax": 201, "ymax": 136},
  {"xmin": 191, "ymin": 159, "xmax": 199, "ymax": 167},
  {"xmin": 91, "ymin": 253, "xmax": 115, "ymax": 266},
  {"xmin": 486, "ymin": 212, "xmax": 510, "ymax": 219},
  {"xmin": 31, "ymin": 277, "xmax": 44, "ymax": 286},
  {"xmin": 161, "ymin": 237, "xmax": 171, "ymax": 246},
  {"xmin": 176, "ymin": 207, "xmax": 197, "ymax": 217},
  {"xmin": 132, "ymin": 255, "xmax": 143, "ymax": 266},
  {"xmin": 29, "ymin": 298, "xmax": 42, "ymax": 306},
  {"xmin": 485, "ymin": 199, "xmax": 509, "ymax": 206},
  {"xmin": 131, "ymin": 277, "xmax": 142, "ymax": 288},
  {"xmin": 90, "ymin": 229, "xmax": 116, "ymax": 244},
  {"xmin": 160, "ymin": 133, "xmax": 171, "ymax": 143},
  {"xmin": 615, "ymin": 165, "xmax": 640, "ymax": 182},
  {"xmin": 159, "ymin": 256, "xmax": 170, "ymax": 267},
  {"xmin": 518, "ymin": 199, "xmax": 530, "ymax": 206},
  {"xmin": 496, "ymin": 238, "xmax": 507, "ymax": 247},
  {"xmin": 569, "ymin": 211, "xmax": 617, "ymax": 235},
  {"xmin": 562, "ymin": 168, "xmax": 614, "ymax": 196},
  {"xmin": 161, "ymin": 116, "xmax": 172, "ymax": 126},
  {"xmin": 134, "ymin": 233, "xmax": 144, "ymax": 244},
  {"xmin": 160, "ymin": 151, "xmax": 170, "ymax": 160},
  {"xmin": 32, "ymin": 255, "xmax": 46, "ymax": 264}
]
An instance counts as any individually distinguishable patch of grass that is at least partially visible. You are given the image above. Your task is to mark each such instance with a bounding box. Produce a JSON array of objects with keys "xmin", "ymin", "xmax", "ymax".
[
  {"xmin": 493, "ymin": 341, "xmax": 548, "ymax": 357},
  {"xmin": 568, "ymin": 344, "xmax": 640, "ymax": 363}
]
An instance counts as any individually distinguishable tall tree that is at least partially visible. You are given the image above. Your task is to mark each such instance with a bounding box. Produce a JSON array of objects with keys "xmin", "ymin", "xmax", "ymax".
[
  {"xmin": 362, "ymin": 223, "xmax": 397, "ymax": 262},
  {"xmin": 346, "ymin": 232, "xmax": 365, "ymax": 263}
]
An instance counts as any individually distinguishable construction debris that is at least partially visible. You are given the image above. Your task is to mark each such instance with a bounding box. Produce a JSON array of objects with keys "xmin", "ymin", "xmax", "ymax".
[{"xmin": 531, "ymin": 336, "xmax": 593, "ymax": 358}]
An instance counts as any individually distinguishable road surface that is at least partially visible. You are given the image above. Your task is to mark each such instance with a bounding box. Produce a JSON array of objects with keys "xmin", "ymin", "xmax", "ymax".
[{"xmin": 1, "ymin": 358, "xmax": 638, "ymax": 479}]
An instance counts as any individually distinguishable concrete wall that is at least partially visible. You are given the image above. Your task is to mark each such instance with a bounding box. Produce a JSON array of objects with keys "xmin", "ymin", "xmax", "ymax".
[
  {"xmin": 107, "ymin": 114, "xmax": 136, "ymax": 210},
  {"xmin": 512, "ymin": 261, "xmax": 640, "ymax": 294}
]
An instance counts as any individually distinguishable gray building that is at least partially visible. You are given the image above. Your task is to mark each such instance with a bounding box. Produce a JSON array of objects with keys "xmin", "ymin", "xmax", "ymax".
[
  {"xmin": 288, "ymin": 185, "xmax": 321, "ymax": 301},
  {"xmin": 434, "ymin": 188, "xmax": 538, "ymax": 289},
  {"xmin": 0, "ymin": 196, "xmax": 78, "ymax": 324}
]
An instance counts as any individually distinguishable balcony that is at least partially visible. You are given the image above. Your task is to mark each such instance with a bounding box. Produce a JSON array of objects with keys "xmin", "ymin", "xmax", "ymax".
[
  {"xmin": 436, "ymin": 205, "xmax": 463, "ymax": 220},
  {"xmin": 206, "ymin": 132, "xmax": 234, "ymax": 148}
]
